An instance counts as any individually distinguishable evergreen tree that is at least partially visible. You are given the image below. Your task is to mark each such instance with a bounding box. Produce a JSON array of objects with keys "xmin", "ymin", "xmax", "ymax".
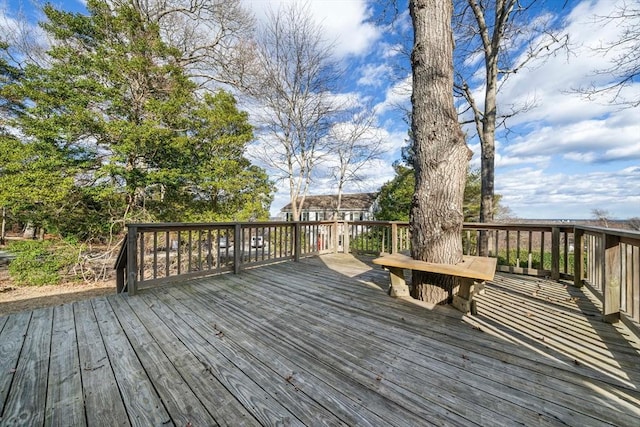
[{"xmin": 3, "ymin": 1, "xmax": 272, "ymax": 239}]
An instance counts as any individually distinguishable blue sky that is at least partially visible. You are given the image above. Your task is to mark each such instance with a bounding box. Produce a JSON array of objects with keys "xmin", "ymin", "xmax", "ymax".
[{"xmin": 2, "ymin": 0, "xmax": 639, "ymax": 220}]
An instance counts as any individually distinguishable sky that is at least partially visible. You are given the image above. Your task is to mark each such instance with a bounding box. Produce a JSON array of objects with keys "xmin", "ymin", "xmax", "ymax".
[{"xmin": 2, "ymin": 0, "xmax": 639, "ymax": 220}]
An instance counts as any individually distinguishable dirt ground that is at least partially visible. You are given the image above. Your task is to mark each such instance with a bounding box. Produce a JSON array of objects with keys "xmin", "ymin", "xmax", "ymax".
[{"xmin": 0, "ymin": 269, "xmax": 116, "ymax": 316}]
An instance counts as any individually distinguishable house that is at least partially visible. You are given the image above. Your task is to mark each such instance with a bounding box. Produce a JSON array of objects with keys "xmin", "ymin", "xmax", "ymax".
[{"xmin": 280, "ymin": 193, "xmax": 378, "ymax": 221}]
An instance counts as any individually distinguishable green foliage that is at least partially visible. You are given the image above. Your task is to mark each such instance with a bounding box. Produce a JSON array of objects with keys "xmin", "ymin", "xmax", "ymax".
[
  {"xmin": 463, "ymin": 169, "xmax": 481, "ymax": 222},
  {"xmin": 495, "ymin": 249, "xmax": 575, "ymax": 274},
  {"xmin": 375, "ymin": 163, "xmax": 496, "ymax": 222},
  {"xmin": 349, "ymin": 227, "xmax": 391, "ymax": 254},
  {"xmin": 0, "ymin": 41, "xmax": 23, "ymax": 117},
  {"xmin": 1, "ymin": 1, "xmax": 273, "ymax": 240},
  {"xmin": 7, "ymin": 239, "xmax": 79, "ymax": 286},
  {"xmin": 374, "ymin": 163, "xmax": 414, "ymax": 221}
]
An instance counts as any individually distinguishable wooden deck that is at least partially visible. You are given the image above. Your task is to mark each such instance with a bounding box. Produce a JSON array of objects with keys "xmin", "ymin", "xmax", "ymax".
[{"xmin": 1, "ymin": 253, "xmax": 640, "ymax": 426}]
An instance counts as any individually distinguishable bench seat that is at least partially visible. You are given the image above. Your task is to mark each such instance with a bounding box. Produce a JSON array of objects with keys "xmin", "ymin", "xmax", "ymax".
[{"xmin": 372, "ymin": 253, "xmax": 497, "ymax": 313}]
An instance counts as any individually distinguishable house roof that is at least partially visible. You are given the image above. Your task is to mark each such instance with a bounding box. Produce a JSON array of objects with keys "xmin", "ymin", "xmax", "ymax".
[{"xmin": 280, "ymin": 193, "xmax": 377, "ymax": 212}]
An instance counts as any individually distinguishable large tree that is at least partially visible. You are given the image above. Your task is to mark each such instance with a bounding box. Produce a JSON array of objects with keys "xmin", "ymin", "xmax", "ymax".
[
  {"xmin": 242, "ymin": 3, "xmax": 342, "ymax": 221},
  {"xmin": 124, "ymin": 0, "xmax": 255, "ymax": 88},
  {"xmin": 454, "ymin": 0, "xmax": 568, "ymax": 254},
  {"xmin": 3, "ymin": 0, "xmax": 272, "ymax": 239},
  {"xmin": 410, "ymin": 0, "xmax": 471, "ymax": 303}
]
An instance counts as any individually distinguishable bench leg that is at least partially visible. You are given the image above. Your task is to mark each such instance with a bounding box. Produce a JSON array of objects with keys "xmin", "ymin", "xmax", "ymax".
[
  {"xmin": 452, "ymin": 279, "xmax": 484, "ymax": 314},
  {"xmin": 387, "ymin": 267, "xmax": 410, "ymax": 298}
]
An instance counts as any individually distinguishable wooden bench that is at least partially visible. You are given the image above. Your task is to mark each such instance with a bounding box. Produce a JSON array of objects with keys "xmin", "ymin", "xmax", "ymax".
[{"xmin": 372, "ymin": 253, "xmax": 497, "ymax": 314}]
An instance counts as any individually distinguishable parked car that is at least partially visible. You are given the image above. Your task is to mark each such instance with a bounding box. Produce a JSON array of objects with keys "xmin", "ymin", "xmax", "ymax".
[{"xmin": 251, "ymin": 236, "xmax": 264, "ymax": 248}]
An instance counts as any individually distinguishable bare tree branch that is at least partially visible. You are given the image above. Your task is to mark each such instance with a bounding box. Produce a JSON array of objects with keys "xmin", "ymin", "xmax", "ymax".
[
  {"xmin": 327, "ymin": 103, "xmax": 384, "ymax": 216},
  {"xmin": 452, "ymin": 0, "xmax": 570, "ymax": 255},
  {"xmin": 122, "ymin": 0, "xmax": 255, "ymax": 89},
  {"xmin": 575, "ymin": 1, "xmax": 640, "ymax": 107},
  {"xmin": 240, "ymin": 3, "xmax": 343, "ymax": 221}
]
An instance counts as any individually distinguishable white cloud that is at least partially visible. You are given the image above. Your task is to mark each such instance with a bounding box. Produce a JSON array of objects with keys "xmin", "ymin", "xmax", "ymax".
[
  {"xmin": 242, "ymin": 0, "xmax": 381, "ymax": 58},
  {"xmin": 375, "ymin": 73, "xmax": 411, "ymax": 114},
  {"xmin": 497, "ymin": 166, "xmax": 640, "ymax": 219},
  {"xmin": 357, "ymin": 63, "xmax": 392, "ymax": 86},
  {"xmin": 495, "ymin": 0, "xmax": 639, "ymax": 127},
  {"xmin": 504, "ymin": 116, "xmax": 640, "ymax": 162},
  {"xmin": 379, "ymin": 42, "xmax": 404, "ymax": 59}
]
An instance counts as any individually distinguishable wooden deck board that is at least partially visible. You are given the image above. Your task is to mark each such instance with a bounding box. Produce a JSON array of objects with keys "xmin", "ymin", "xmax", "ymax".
[
  {"xmin": 74, "ymin": 299, "xmax": 129, "ymax": 426},
  {"xmin": 148, "ymin": 290, "xmax": 346, "ymax": 427},
  {"xmin": 165, "ymin": 281, "xmax": 441, "ymax": 427},
  {"xmin": 122, "ymin": 295, "xmax": 260, "ymax": 426},
  {"xmin": 0, "ymin": 311, "xmax": 30, "ymax": 414},
  {"xmin": 105, "ymin": 296, "xmax": 218, "ymax": 427},
  {"xmin": 1, "ymin": 307, "xmax": 52, "ymax": 425},
  {"xmin": 243, "ymin": 259, "xmax": 640, "ymax": 414},
  {"xmin": 237, "ymin": 262, "xmax": 640, "ymax": 425},
  {"xmin": 1, "ymin": 253, "xmax": 640, "ymax": 426},
  {"xmin": 136, "ymin": 290, "xmax": 304, "ymax": 426},
  {"xmin": 45, "ymin": 304, "xmax": 85, "ymax": 426},
  {"xmin": 91, "ymin": 297, "xmax": 173, "ymax": 426},
  {"xmin": 192, "ymin": 273, "xmax": 545, "ymax": 426}
]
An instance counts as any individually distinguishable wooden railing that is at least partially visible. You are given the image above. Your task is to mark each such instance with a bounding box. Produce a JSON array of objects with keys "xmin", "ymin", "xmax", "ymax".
[
  {"xmin": 115, "ymin": 221, "xmax": 337, "ymax": 295},
  {"xmin": 343, "ymin": 221, "xmax": 411, "ymax": 255},
  {"xmin": 461, "ymin": 223, "xmax": 576, "ymax": 280},
  {"xmin": 574, "ymin": 226, "xmax": 640, "ymax": 327},
  {"xmin": 115, "ymin": 220, "xmax": 640, "ymax": 329}
]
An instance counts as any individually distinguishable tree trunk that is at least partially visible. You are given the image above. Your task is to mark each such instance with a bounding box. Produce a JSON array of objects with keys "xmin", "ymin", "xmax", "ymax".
[
  {"xmin": 478, "ymin": 37, "xmax": 499, "ymax": 256},
  {"xmin": 1, "ymin": 207, "xmax": 6, "ymax": 245},
  {"xmin": 409, "ymin": 0, "xmax": 471, "ymax": 304}
]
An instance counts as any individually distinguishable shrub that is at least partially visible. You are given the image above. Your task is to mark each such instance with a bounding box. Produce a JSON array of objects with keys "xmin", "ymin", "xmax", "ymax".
[
  {"xmin": 496, "ymin": 249, "xmax": 576, "ymax": 274},
  {"xmin": 7, "ymin": 238, "xmax": 79, "ymax": 286}
]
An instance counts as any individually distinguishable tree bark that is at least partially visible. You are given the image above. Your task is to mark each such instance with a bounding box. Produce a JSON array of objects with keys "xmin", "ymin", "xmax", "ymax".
[
  {"xmin": 478, "ymin": 56, "xmax": 497, "ymax": 256},
  {"xmin": 478, "ymin": 4, "xmax": 499, "ymax": 256},
  {"xmin": 409, "ymin": 0, "xmax": 471, "ymax": 304}
]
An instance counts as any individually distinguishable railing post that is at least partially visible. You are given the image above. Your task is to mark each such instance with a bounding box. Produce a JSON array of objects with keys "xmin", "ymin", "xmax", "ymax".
[
  {"xmin": 116, "ymin": 265, "xmax": 125, "ymax": 293},
  {"xmin": 126, "ymin": 225, "xmax": 138, "ymax": 295},
  {"xmin": 343, "ymin": 221, "xmax": 350, "ymax": 254},
  {"xmin": 116, "ymin": 240, "xmax": 126, "ymax": 294},
  {"xmin": 332, "ymin": 221, "xmax": 338, "ymax": 253},
  {"xmin": 603, "ymin": 234, "xmax": 621, "ymax": 323},
  {"xmin": 391, "ymin": 222, "xmax": 398, "ymax": 254},
  {"xmin": 551, "ymin": 226, "xmax": 560, "ymax": 281},
  {"xmin": 233, "ymin": 223, "xmax": 242, "ymax": 274},
  {"xmin": 573, "ymin": 228, "xmax": 584, "ymax": 288},
  {"xmin": 294, "ymin": 222, "xmax": 301, "ymax": 262}
]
